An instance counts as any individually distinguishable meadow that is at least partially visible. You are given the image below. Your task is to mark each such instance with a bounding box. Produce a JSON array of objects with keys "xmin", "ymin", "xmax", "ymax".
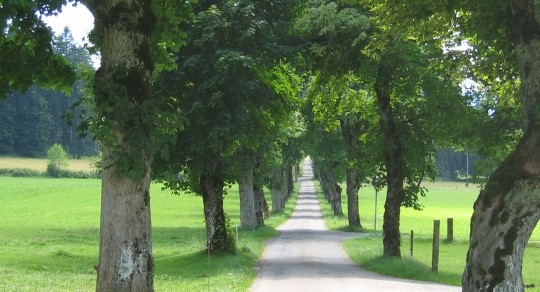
[
  {"xmin": 0, "ymin": 156, "xmax": 96, "ymax": 172},
  {"xmin": 0, "ymin": 176, "xmax": 297, "ymax": 291},
  {"xmin": 317, "ymin": 181, "xmax": 540, "ymax": 290}
]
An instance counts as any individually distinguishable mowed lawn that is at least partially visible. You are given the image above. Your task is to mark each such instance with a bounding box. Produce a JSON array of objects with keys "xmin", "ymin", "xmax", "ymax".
[
  {"xmin": 317, "ymin": 181, "xmax": 540, "ymax": 290},
  {"xmin": 0, "ymin": 176, "xmax": 297, "ymax": 291}
]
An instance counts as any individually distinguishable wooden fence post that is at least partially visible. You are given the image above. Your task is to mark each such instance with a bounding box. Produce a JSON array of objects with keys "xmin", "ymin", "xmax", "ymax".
[
  {"xmin": 432, "ymin": 220, "xmax": 440, "ymax": 273},
  {"xmin": 447, "ymin": 218, "xmax": 454, "ymax": 242},
  {"xmin": 410, "ymin": 230, "xmax": 414, "ymax": 257}
]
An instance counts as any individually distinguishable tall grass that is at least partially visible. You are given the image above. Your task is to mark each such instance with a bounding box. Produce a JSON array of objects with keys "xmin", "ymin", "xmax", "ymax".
[
  {"xmin": 0, "ymin": 156, "xmax": 96, "ymax": 172},
  {"xmin": 0, "ymin": 177, "xmax": 297, "ymax": 291},
  {"xmin": 316, "ymin": 180, "xmax": 540, "ymax": 290}
]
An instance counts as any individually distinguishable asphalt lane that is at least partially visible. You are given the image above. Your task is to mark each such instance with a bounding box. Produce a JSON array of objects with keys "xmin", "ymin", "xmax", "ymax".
[{"xmin": 249, "ymin": 159, "xmax": 460, "ymax": 292}]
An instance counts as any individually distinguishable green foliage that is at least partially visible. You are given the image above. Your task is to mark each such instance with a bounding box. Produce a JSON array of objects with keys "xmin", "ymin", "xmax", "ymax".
[
  {"xmin": 294, "ymin": 0, "xmax": 372, "ymax": 75},
  {"xmin": 47, "ymin": 144, "xmax": 69, "ymax": 169},
  {"xmin": 0, "ymin": 28, "xmax": 99, "ymax": 158},
  {"xmin": 0, "ymin": 168, "xmax": 43, "ymax": 177},
  {"xmin": 0, "ymin": 0, "xmax": 75, "ymax": 99},
  {"xmin": 155, "ymin": 0, "xmax": 303, "ymax": 192}
]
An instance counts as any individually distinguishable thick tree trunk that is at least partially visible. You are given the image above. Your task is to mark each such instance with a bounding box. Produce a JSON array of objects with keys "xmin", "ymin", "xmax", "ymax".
[
  {"xmin": 239, "ymin": 165, "xmax": 257, "ymax": 229},
  {"xmin": 317, "ymin": 164, "xmax": 343, "ymax": 216},
  {"xmin": 200, "ymin": 159, "xmax": 233, "ymax": 253},
  {"xmin": 346, "ymin": 168, "xmax": 362, "ymax": 228},
  {"xmin": 463, "ymin": 3, "xmax": 540, "ymax": 290},
  {"xmin": 375, "ymin": 60, "xmax": 405, "ymax": 258},
  {"xmin": 254, "ymin": 184, "xmax": 269, "ymax": 227},
  {"xmin": 271, "ymin": 167, "xmax": 283, "ymax": 212},
  {"xmin": 97, "ymin": 147, "xmax": 154, "ymax": 292},
  {"xmin": 340, "ymin": 121, "xmax": 364, "ymax": 228},
  {"xmin": 90, "ymin": 0, "xmax": 156, "ymax": 290},
  {"xmin": 334, "ymin": 182, "xmax": 344, "ymax": 216}
]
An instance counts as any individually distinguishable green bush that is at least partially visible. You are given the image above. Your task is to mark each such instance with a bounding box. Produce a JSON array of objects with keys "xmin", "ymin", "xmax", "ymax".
[
  {"xmin": 46, "ymin": 144, "xmax": 69, "ymax": 172},
  {"xmin": 0, "ymin": 168, "xmax": 42, "ymax": 177},
  {"xmin": 45, "ymin": 166, "xmax": 101, "ymax": 179}
]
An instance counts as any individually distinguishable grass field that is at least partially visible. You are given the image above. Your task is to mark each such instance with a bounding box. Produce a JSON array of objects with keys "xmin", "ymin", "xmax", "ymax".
[
  {"xmin": 316, "ymin": 181, "xmax": 540, "ymax": 290},
  {"xmin": 0, "ymin": 156, "xmax": 97, "ymax": 172},
  {"xmin": 0, "ymin": 176, "xmax": 297, "ymax": 291}
]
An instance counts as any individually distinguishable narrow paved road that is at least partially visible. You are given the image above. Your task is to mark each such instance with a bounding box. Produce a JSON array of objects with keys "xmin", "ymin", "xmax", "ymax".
[{"xmin": 250, "ymin": 159, "xmax": 460, "ymax": 292}]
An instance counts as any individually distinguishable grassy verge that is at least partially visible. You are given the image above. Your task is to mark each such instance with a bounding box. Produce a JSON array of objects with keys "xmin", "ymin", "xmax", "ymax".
[
  {"xmin": 0, "ymin": 177, "xmax": 297, "ymax": 291},
  {"xmin": 315, "ymin": 180, "xmax": 540, "ymax": 290}
]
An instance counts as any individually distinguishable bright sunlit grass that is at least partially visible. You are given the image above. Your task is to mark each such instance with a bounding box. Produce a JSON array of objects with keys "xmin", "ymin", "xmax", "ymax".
[
  {"xmin": 316, "ymin": 180, "xmax": 540, "ymax": 290},
  {"xmin": 0, "ymin": 176, "xmax": 297, "ymax": 291}
]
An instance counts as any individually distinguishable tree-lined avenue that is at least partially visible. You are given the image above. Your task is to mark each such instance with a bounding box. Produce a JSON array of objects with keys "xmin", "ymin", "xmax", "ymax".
[{"xmin": 250, "ymin": 158, "xmax": 459, "ymax": 292}]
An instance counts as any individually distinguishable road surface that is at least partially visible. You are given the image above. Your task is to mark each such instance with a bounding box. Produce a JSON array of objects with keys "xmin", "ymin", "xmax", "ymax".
[{"xmin": 250, "ymin": 159, "xmax": 460, "ymax": 292}]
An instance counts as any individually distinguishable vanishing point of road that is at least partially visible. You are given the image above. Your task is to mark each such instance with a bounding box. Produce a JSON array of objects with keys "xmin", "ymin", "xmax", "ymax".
[{"xmin": 250, "ymin": 159, "xmax": 460, "ymax": 292}]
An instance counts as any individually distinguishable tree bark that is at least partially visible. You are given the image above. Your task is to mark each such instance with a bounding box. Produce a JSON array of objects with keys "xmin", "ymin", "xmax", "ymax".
[
  {"xmin": 89, "ymin": 0, "xmax": 157, "ymax": 290},
  {"xmin": 254, "ymin": 183, "xmax": 269, "ymax": 227},
  {"xmin": 463, "ymin": 2, "xmax": 540, "ymax": 290},
  {"xmin": 97, "ymin": 147, "xmax": 154, "ymax": 292},
  {"xmin": 280, "ymin": 164, "xmax": 290, "ymax": 209},
  {"xmin": 316, "ymin": 160, "xmax": 344, "ymax": 216},
  {"xmin": 200, "ymin": 158, "xmax": 233, "ymax": 253},
  {"xmin": 239, "ymin": 163, "xmax": 257, "ymax": 229},
  {"xmin": 271, "ymin": 167, "xmax": 283, "ymax": 212},
  {"xmin": 285, "ymin": 162, "xmax": 294, "ymax": 201},
  {"xmin": 346, "ymin": 168, "xmax": 362, "ymax": 228},
  {"xmin": 375, "ymin": 59, "xmax": 405, "ymax": 258},
  {"xmin": 340, "ymin": 121, "xmax": 364, "ymax": 229}
]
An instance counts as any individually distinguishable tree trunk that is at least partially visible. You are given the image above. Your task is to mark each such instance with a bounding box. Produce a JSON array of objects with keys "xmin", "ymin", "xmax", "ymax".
[
  {"xmin": 333, "ymin": 182, "xmax": 344, "ymax": 216},
  {"xmin": 346, "ymin": 168, "xmax": 362, "ymax": 228},
  {"xmin": 375, "ymin": 60, "xmax": 405, "ymax": 258},
  {"xmin": 287, "ymin": 163, "xmax": 295, "ymax": 196},
  {"xmin": 463, "ymin": 3, "xmax": 540, "ymax": 290},
  {"xmin": 280, "ymin": 165, "xmax": 290, "ymax": 209},
  {"xmin": 340, "ymin": 120, "xmax": 364, "ymax": 229},
  {"xmin": 271, "ymin": 167, "xmax": 283, "ymax": 212},
  {"xmin": 239, "ymin": 164, "xmax": 257, "ymax": 229},
  {"xmin": 200, "ymin": 159, "xmax": 233, "ymax": 253},
  {"xmin": 90, "ymin": 0, "xmax": 157, "ymax": 290},
  {"xmin": 317, "ymin": 164, "xmax": 343, "ymax": 216},
  {"xmin": 254, "ymin": 184, "xmax": 269, "ymax": 227},
  {"xmin": 96, "ymin": 147, "xmax": 154, "ymax": 292}
]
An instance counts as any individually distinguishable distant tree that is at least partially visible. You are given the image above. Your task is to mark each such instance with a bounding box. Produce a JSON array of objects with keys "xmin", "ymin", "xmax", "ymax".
[
  {"xmin": 46, "ymin": 143, "xmax": 69, "ymax": 176},
  {"xmin": 12, "ymin": 87, "xmax": 54, "ymax": 157},
  {"xmin": 0, "ymin": 98, "xmax": 15, "ymax": 153}
]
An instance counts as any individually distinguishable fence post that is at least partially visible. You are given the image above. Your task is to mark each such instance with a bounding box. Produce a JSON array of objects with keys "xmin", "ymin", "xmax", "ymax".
[
  {"xmin": 432, "ymin": 220, "xmax": 440, "ymax": 273},
  {"xmin": 447, "ymin": 218, "xmax": 454, "ymax": 242},
  {"xmin": 410, "ymin": 230, "xmax": 414, "ymax": 257}
]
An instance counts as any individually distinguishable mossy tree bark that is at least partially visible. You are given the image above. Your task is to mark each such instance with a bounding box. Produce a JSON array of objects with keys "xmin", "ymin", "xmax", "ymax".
[
  {"xmin": 254, "ymin": 183, "xmax": 269, "ymax": 227},
  {"xmin": 200, "ymin": 157, "xmax": 234, "ymax": 253},
  {"xmin": 340, "ymin": 120, "xmax": 364, "ymax": 229},
  {"xmin": 271, "ymin": 167, "xmax": 284, "ymax": 212},
  {"xmin": 375, "ymin": 60, "xmax": 405, "ymax": 258},
  {"xmin": 463, "ymin": 1, "xmax": 540, "ymax": 290},
  {"xmin": 88, "ymin": 0, "xmax": 156, "ymax": 290}
]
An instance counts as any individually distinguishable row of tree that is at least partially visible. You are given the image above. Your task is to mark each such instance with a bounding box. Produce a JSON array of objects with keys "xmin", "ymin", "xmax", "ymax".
[{"xmin": 1, "ymin": 0, "xmax": 538, "ymax": 291}]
